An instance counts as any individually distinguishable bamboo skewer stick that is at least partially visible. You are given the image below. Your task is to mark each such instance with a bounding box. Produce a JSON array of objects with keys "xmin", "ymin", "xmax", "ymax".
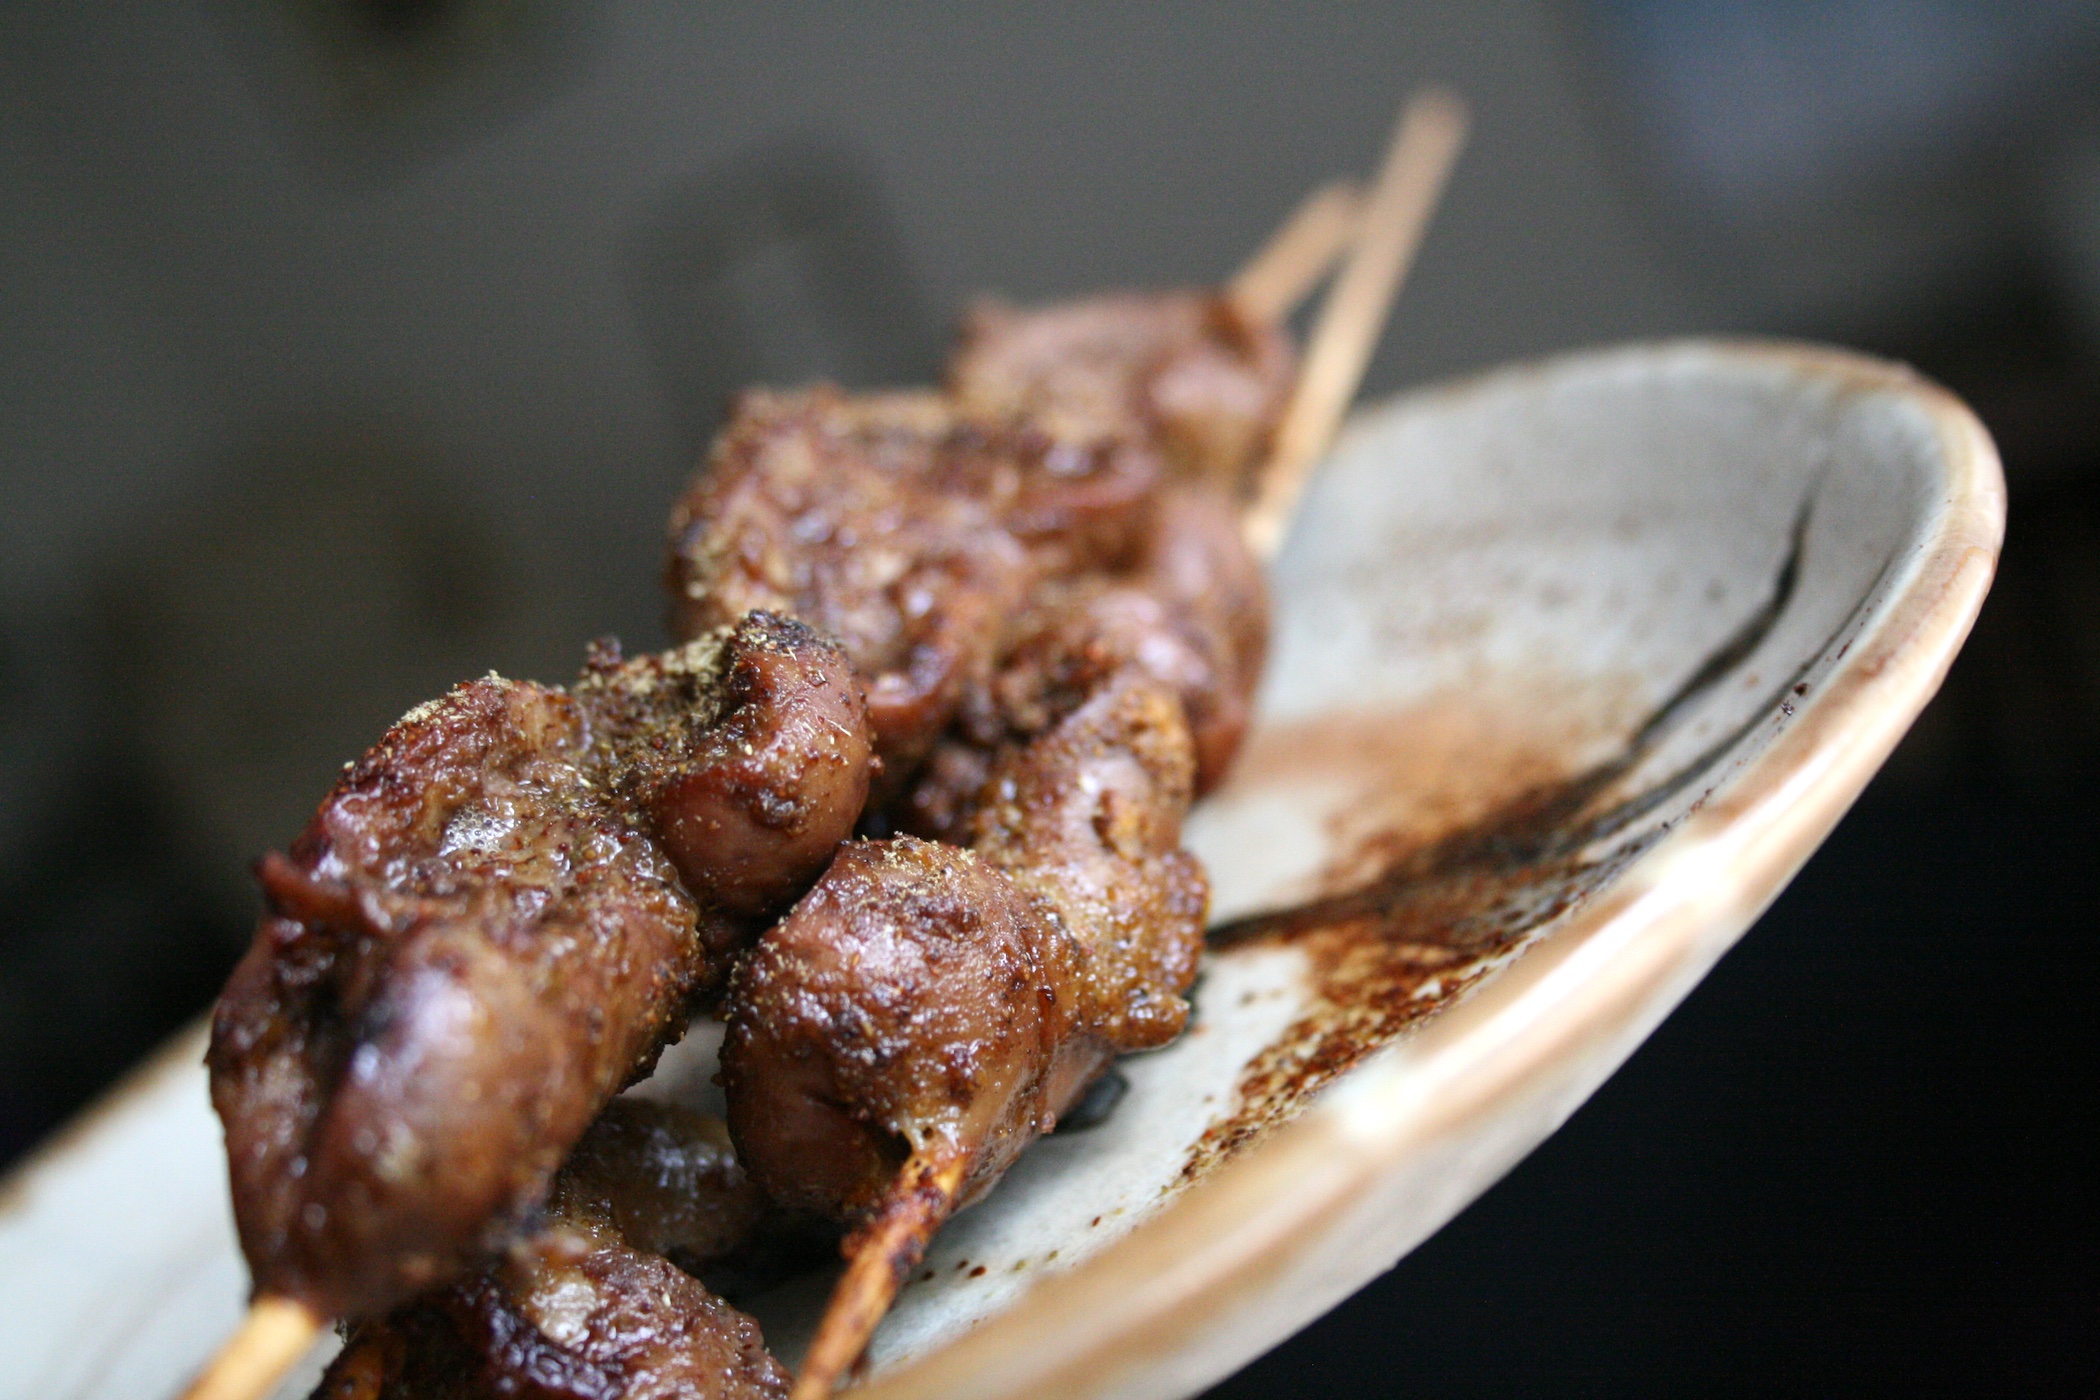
[
  {"xmin": 1244, "ymin": 87, "xmax": 1469, "ymax": 560},
  {"xmin": 790, "ymin": 1152, "xmax": 970, "ymax": 1400},
  {"xmin": 1225, "ymin": 180, "xmax": 1364, "ymax": 325},
  {"xmin": 786, "ymin": 125, "xmax": 1468, "ymax": 1395},
  {"xmin": 176, "ymin": 1296, "xmax": 323, "ymax": 1400},
  {"xmin": 759, "ymin": 101, "xmax": 1470, "ymax": 1400}
]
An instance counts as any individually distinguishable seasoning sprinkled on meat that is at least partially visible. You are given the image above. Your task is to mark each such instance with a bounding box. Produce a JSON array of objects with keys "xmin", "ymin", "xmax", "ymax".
[
  {"xmin": 948, "ymin": 290, "xmax": 1295, "ymax": 497},
  {"xmin": 209, "ymin": 615, "xmax": 871, "ymax": 1321},
  {"xmin": 664, "ymin": 388, "xmax": 1162, "ymax": 792},
  {"xmin": 315, "ymin": 1101, "xmax": 792, "ymax": 1400}
]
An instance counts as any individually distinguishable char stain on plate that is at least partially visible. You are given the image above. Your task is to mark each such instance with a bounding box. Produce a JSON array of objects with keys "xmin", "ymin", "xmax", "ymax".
[
  {"xmin": 1183, "ymin": 490, "xmax": 1822, "ymax": 1181},
  {"xmin": 1186, "ymin": 765, "xmax": 1663, "ymax": 1179}
]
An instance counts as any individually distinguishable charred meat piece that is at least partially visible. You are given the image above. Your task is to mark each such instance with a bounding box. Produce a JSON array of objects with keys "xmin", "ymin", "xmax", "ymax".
[
  {"xmin": 721, "ymin": 666, "xmax": 1205, "ymax": 1232},
  {"xmin": 720, "ymin": 664, "xmax": 1206, "ymax": 1395},
  {"xmin": 905, "ymin": 484, "xmax": 1268, "ymax": 841},
  {"xmin": 718, "ymin": 837, "xmax": 1076, "ymax": 1221},
  {"xmin": 315, "ymin": 1101, "xmax": 791, "ymax": 1400},
  {"xmin": 577, "ymin": 618, "xmax": 872, "ymax": 921},
  {"xmin": 664, "ymin": 388, "xmax": 1162, "ymax": 787},
  {"xmin": 210, "ymin": 614, "xmax": 870, "ymax": 1321},
  {"xmin": 948, "ymin": 290, "xmax": 1295, "ymax": 497},
  {"xmin": 214, "ymin": 677, "xmax": 699, "ymax": 1323}
]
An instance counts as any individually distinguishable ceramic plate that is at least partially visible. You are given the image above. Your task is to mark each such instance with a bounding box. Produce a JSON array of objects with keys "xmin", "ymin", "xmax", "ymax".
[{"xmin": 0, "ymin": 339, "xmax": 2002, "ymax": 1400}]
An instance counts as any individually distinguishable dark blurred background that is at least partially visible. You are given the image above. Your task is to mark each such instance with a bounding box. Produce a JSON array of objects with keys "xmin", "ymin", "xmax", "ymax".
[{"xmin": 2, "ymin": 1, "xmax": 2094, "ymax": 1391}]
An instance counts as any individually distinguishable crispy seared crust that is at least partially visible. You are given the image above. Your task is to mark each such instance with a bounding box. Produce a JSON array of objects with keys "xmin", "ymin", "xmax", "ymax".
[
  {"xmin": 210, "ymin": 617, "xmax": 869, "ymax": 1320},
  {"xmin": 949, "ymin": 290, "xmax": 1295, "ymax": 498},
  {"xmin": 664, "ymin": 388, "xmax": 1162, "ymax": 791},
  {"xmin": 315, "ymin": 1102, "xmax": 792, "ymax": 1400}
]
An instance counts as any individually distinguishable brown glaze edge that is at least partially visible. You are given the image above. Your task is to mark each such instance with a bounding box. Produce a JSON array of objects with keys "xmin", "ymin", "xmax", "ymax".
[{"xmin": 848, "ymin": 339, "xmax": 2007, "ymax": 1400}]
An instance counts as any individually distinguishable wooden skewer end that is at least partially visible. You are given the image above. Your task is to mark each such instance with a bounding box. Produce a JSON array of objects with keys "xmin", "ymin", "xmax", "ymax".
[
  {"xmin": 1226, "ymin": 180, "xmax": 1365, "ymax": 326},
  {"xmin": 1244, "ymin": 87, "xmax": 1469, "ymax": 560},
  {"xmin": 177, "ymin": 1296, "xmax": 324, "ymax": 1400},
  {"xmin": 791, "ymin": 1154, "xmax": 969, "ymax": 1400}
]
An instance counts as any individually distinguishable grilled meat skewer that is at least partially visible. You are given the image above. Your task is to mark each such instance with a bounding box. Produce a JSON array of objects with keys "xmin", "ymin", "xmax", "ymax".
[
  {"xmin": 187, "ymin": 149, "xmax": 1454, "ymax": 1400},
  {"xmin": 680, "ymin": 293, "xmax": 1284, "ymax": 1397},
  {"xmin": 209, "ymin": 613, "xmax": 872, "ymax": 1323},
  {"xmin": 245, "ymin": 315, "xmax": 1279, "ymax": 1382},
  {"xmin": 737, "ymin": 103, "xmax": 1470, "ymax": 1389},
  {"xmin": 725, "ymin": 688, "xmax": 1205, "ymax": 1398},
  {"xmin": 723, "ymin": 599, "xmax": 1224, "ymax": 1397},
  {"xmin": 215, "ymin": 329, "xmax": 1268, "ymax": 1341}
]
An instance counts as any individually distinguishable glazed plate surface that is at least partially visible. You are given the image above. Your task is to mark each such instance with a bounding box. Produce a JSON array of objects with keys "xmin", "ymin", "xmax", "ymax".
[{"xmin": 0, "ymin": 340, "xmax": 2002, "ymax": 1400}]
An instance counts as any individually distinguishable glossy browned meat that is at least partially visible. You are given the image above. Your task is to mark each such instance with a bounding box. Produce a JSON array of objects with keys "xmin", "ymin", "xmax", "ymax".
[
  {"xmin": 544, "ymin": 1099, "xmax": 772, "ymax": 1265},
  {"xmin": 905, "ymin": 485, "xmax": 1268, "ymax": 841},
  {"xmin": 971, "ymin": 671, "xmax": 1207, "ymax": 1055},
  {"xmin": 949, "ymin": 291, "xmax": 1295, "ymax": 497},
  {"xmin": 577, "ymin": 617, "xmax": 872, "ymax": 920},
  {"xmin": 718, "ymin": 837, "xmax": 1074, "ymax": 1218},
  {"xmin": 210, "ymin": 615, "xmax": 870, "ymax": 1321},
  {"xmin": 664, "ymin": 388, "xmax": 1161, "ymax": 787},
  {"xmin": 720, "ymin": 667, "xmax": 1205, "ymax": 1223},
  {"xmin": 315, "ymin": 1102, "xmax": 790, "ymax": 1400}
]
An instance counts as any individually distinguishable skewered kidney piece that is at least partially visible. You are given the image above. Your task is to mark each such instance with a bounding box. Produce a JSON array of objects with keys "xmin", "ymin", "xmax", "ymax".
[
  {"xmin": 720, "ymin": 497, "xmax": 1256, "ymax": 1394},
  {"xmin": 209, "ymin": 612, "xmax": 871, "ymax": 1323},
  {"xmin": 315, "ymin": 1100, "xmax": 794, "ymax": 1400},
  {"xmin": 664, "ymin": 389, "xmax": 1169, "ymax": 794},
  {"xmin": 947, "ymin": 290, "xmax": 1297, "ymax": 499}
]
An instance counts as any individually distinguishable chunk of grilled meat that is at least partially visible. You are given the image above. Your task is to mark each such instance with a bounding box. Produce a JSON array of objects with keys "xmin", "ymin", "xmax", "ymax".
[
  {"xmin": 721, "ymin": 665, "xmax": 1204, "ymax": 1230},
  {"xmin": 948, "ymin": 290, "xmax": 1295, "ymax": 497},
  {"xmin": 315, "ymin": 1101, "xmax": 791, "ymax": 1400},
  {"xmin": 575, "ymin": 620, "xmax": 873, "ymax": 920},
  {"xmin": 209, "ymin": 614, "xmax": 870, "ymax": 1322},
  {"xmin": 721, "ymin": 662, "xmax": 1205, "ymax": 1396},
  {"xmin": 664, "ymin": 388, "xmax": 1161, "ymax": 790},
  {"xmin": 904, "ymin": 483, "xmax": 1268, "ymax": 842}
]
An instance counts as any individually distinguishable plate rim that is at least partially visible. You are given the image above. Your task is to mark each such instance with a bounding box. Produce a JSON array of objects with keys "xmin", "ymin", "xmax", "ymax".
[
  {"xmin": 0, "ymin": 336, "xmax": 2007, "ymax": 1400},
  {"xmin": 848, "ymin": 336, "xmax": 2006, "ymax": 1400}
]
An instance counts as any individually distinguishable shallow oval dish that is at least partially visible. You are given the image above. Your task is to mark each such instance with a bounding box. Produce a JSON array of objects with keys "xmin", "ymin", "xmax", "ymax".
[{"xmin": 0, "ymin": 340, "xmax": 2002, "ymax": 1400}]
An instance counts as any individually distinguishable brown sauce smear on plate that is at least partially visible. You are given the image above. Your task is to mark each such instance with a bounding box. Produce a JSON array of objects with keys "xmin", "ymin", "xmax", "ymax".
[
  {"xmin": 1185, "ymin": 759, "xmax": 1662, "ymax": 1181},
  {"xmin": 1183, "ymin": 492, "xmax": 1826, "ymax": 1180}
]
